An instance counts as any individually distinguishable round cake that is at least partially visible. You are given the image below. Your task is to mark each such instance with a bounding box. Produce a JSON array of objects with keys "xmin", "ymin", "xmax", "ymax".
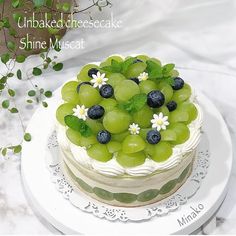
[{"xmin": 55, "ymin": 54, "xmax": 203, "ymax": 207}]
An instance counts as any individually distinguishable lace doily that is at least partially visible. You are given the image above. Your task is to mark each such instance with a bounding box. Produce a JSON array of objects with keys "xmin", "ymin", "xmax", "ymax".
[{"xmin": 46, "ymin": 130, "xmax": 210, "ymax": 222}]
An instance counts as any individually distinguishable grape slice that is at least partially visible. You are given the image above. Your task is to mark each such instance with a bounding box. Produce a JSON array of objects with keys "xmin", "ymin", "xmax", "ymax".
[
  {"xmin": 155, "ymin": 106, "xmax": 170, "ymax": 116},
  {"xmin": 179, "ymin": 102, "xmax": 198, "ymax": 124},
  {"xmin": 114, "ymin": 80, "xmax": 140, "ymax": 102},
  {"xmin": 77, "ymin": 64, "xmax": 99, "ymax": 83},
  {"xmin": 107, "ymin": 73, "xmax": 126, "ymax": 87},
  {"xmin": 56, "ymin": 103, "xmax": 74, "ymax": 125},
  {"xmin": 169, "ymin": 109, "xmax": 189, "ymax": 123},
  {"xmin": 100, "ymin": 55, "xmax": 124, "ymax": 67},
  {"xmin": 112, "ymin": 131, "xmax": 129, "ymax": 142},
  {"xmin": 125, "ymin": 62, "xmax": 147, "ymax": 78},
  {"xmin": 107, "ymin": 141, "xmax": 122, "ymax": 153},
  {"xmin": 78, "ymin": 84, "xmax": 101, "ymax": 107},
  {"xmin": 103, "ymin": 109, "xmax": 131, "ymax": 134},
  {"xmin": 80, "ymin": 135, "xmax": 97, "ymax": 147},
  {"xmin": 66, "ymin": 128, "xmax": 81, "ymax": 146},
  {"xmin": 116, "ymin": 151, "xmax": 146, "ymax": 167},
  {"xmin": 133, "ymin": 105, "xmax": 153, "ymax": 128},
  {"xmin": 136, "ymin": 54, "xmax": 150, "ymax": 62},
  {"xmin": 172, "ymin": 83, "xmax": 191, "ymax": 103},
  {"xmin": 61, "ymin": 81, "xmax": 80, "ymax": 104},
  {"xmin": 169, "ymin": 123, "xmax": 190, "ymax": 144},
  {"xmin": 122, "ymin": 135, "xmax": 146, "ymax": 154},
  {"xmin": 99, "ymin": 98, "xmax": 117, "ymax": 113},
  {"xmin": 87, "ymin": 143, "xmax": 112, "ymax": 162},
  {"xmin": 86, "ymin": 119, "xmax": 104, "ymax": 134},
  {"xmin": 160, "ymin": 129, "xmax": 177, "ymax": 141},
  {"xmin": 139, "ymin": 80, "xmax": 158, "ymax": 94},
  {"xmin": 156, "ymin": 81, "xmax": 173, "ymax": 103},
  {"xmin": 151, "ymin": 142, "xmax": 173, "ymax": 162}
]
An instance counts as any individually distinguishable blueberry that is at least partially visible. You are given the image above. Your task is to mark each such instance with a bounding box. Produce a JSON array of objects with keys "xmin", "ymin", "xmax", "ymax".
[
  {"xmin": 88, "ymin": 105, "xmax": 105, "ymax": 119},
  {"xmin": 133, "ymin": 58, "xmax": 143, "ymax": 63},
  {"xmin": 99, "ymin": 84, "xmax": 114, "ymax": 98},
  {"xmin": 77, "ymin": 82, "xmax": 92, "ymax": 93},
  {"xmin": 129, "ymin": 77, "xmax": 140, "ymax": 84},
  {"xmin": 88, "ymin": 68, "xmax": 99, "ymax": 78},
  {"xmin": 146, "ymin": 130, "xmax": 161, "ymax": 144},
  {"xmin": 172, "ymin": 77, "xmax": 184, "ymax": 90},
  {"xmin": 166, "ymin": 101, "xmax": 177, "ymax": 112},
  {"xmin": 147, "ymin": 90, "xmax": 165, "ymax": 108},
  {"xmin": 97, "ymin": 130, "xmax": 111, "ymax": 144}
]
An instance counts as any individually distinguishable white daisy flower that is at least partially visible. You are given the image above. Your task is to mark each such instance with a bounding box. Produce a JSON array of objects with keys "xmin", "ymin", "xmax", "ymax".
[
  {"xmin": 138, "ymin": 72, "xmax": 149, "ymax": 81},
  {"xmin": 73, "ymin": 105, "xmax": 88, "ymax": 121},
  {"xmin": 91, "ymin": 71, "xmax": 108, "ymax": 88},
  {"xmin": 151, "ymin": 112, "xmax": 169, "ymax": 131},
  {"xmin": 128, "ymin": 123, "xmax": 140, "ymax": 135}
]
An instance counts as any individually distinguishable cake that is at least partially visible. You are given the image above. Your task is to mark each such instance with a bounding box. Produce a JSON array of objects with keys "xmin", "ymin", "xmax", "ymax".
[{"xmin": 55, "ymin": 54, "xmax": 203, "ymax": 207}]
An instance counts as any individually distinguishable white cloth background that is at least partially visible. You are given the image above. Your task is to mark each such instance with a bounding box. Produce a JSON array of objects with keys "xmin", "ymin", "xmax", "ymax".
[{"xmin": 0, "ymin": 0, "xmax": 236, "ymax": 233}]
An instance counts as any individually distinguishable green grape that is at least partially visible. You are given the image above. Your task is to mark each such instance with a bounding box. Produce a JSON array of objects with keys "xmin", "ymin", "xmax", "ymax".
[
  {"xmin": 107, "ymin": 141, "xmax": 122, "ymax": 153},
  {"xmin": 172, "ymin": 84, "xmax": 191, "ymax": 103},
  {"xmin": 169, "ymin": 123, "xmax": 190, "ymax": 145},
  {"xmin": 77, "ymin": 64, "xmax": 99, "ymax": 83},
  {"xmin": 122, "ymin": 135, "xmax": 146, "ymax": 154},
  {"xmin": 160, "ymin": 130, "xmax": 177, "ymax": 141},
  {"xmin": 107, "ymin": 73, "xmax": 126, "ymax": 87},
  {"xmin": 100, "ymin": 55, "xmax": 124, "ymax": 67},
  {"xmin": 114, "ymin": 80, "xmax": 140, "ymax": 102},
  {"xmin": 86, "ymin": 119, "xmax": 104, "ymax": 134},
  {"xmin": 151, "ymin": 142, "xmax": 173, "ymax": 162},
  {"xmin": 179, "ymin": 102, "xmax": 198, "ymax": 124},
  {"xmin": 139, "ymin": 80, "xmax": 158, "ymax": 94},
  {"xmin": 125, "ymin": 62, "xmax": 147, "ymax": 78},
  {"xmin": 169, "ymin": 110, "xmax": 189, "ymax": 123},
  {"xmin": 136, "ymin": 54, "xmax": 150, "ymax": 62},
  {"xmin": 87, "ymin": 143, "xmax": 112, "ymax": 162},
  {"xmin": 80, "ymin": 135, "xmax": 97, "ymax": 147},
  {"xmin": 116, "ymin": 151, "xmax": 146, "ymax": 167},
  {"xmin": 103, "ymin": 109, "xmax": 131, "ymax": 133},
  {"xmin": 139, "ymin": 128, "xmax": 150, "ymax": 140},
  {"xmin": 56, "ymin": 103, "xmax": 74, "ymax": 126},
  {"xmin": 156, "ymin": 81, "xmax": 173, "ymax": 103},
  {"xmin": 133, "ymin": 105, "xmax": 153, "ymax": 128},
  {"xmin": 155, "ymin": 106, "xmax": 169, "ymax": 116},
  {"xmin": 61, "ymin": 81, "xmax": 80, "ymax": 104},
  {"xmin": 144, "ymin": 143, "xmax": 155, "ymax": 156},
  {"xmin": 112, "ymin": 131, "xmax": 129, "ymax": 142},
  {"xmin": 66, "ymin": 128, "xmax": 81, "ymax": 146},
  {"xmin": 78, "ymin": 84, "xmax": 101, "ymax": 107},
  {"xmin": 99, "ymin": 99, "xmax": 117, "ymax": 113},
  {"xmin": 149, "ymin": 57, "xmax": 161, "ymax": 66}
]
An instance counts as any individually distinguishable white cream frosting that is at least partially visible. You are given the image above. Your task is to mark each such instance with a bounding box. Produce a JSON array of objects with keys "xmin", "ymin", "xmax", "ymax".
[{"xmin": 56, "ymin": 99, "xmax": 203, "ymax": 177}]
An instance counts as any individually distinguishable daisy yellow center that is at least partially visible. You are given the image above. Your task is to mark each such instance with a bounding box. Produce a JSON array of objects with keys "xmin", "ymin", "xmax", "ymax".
[
  {"xmin": 142, "ymin": 75, "xmax": 148, "ymax": 80},
  {"xmin": 156, "ymin": 119, "xmax": 163, "ymax": 125},
  {"xmin": 79, "ymin": 109, "xmax": 85, "ymax": 115},
  {"xmin": 97, "ymin": 77, "xmax": 103, "ymax": 84}
]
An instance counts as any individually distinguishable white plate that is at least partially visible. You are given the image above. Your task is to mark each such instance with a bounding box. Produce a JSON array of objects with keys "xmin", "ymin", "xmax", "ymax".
[{"xmin": 21, "ymin": 89, "xmax": 232, "ymax": 234}]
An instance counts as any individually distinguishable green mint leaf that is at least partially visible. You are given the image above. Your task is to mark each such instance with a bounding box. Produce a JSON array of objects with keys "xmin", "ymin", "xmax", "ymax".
[
  {"xmin": 24, "ymin": 133, "xmax": 32, "ymax": 142},
  {"xmin": 53, "ymin": 63, "xmax": 63, "ymax": 71},
  {"xmin": 162, "ymin": 63, "xmax": 175, "ymax": 75},
  {"xmin": 146, "ymin": 60, "xmax": 162, "ymax": 79},
  {"xmin": 119, "ymin": 93, "xmax": 147, "ymax": 114},
  {"xmin": 33, "ymin": 67, "xmax": 42, "ymax": 76},
  {"xmin": 17, "ymin": 69, "xmax": 22, "ymax": 80},
  {"xmin": 2, "ymin": 100, "xmax": 10, "ymax": 109},
  {"xmin": 64, "ymin": 115, "xmax": 92, "ymax": 137},
  {"xmin": 100, "ymin": 65, "xmax": 114, "ymax": 73},
  {"xmin": 12, "ymin": 0, "xmax": 20, "ymax": 8},
  {"xmin": 111, "ymin": 59, "xmax": 122, "ymax": 72},
  {"xmin": 12, "ymin": 13, "xmax": 23, "ymax": 23},
  {"xmin": 121, "ymin": 57, "xmax": 136, "ymax": 74}
]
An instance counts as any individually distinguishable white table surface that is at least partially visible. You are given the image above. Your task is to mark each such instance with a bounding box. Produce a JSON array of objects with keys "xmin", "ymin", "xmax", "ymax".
[{"xmin": 0, "ymin": 0, "xmax": 236, "ymax": 234}]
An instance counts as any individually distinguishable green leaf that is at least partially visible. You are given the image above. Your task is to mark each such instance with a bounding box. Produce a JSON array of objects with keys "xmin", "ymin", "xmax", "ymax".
[
  {"xmin": 0, "ymin": 76, "xmax": 7, "ymax": 83},
  {"xmin": 121, "ymin": 57, "xmax": 136, "ymax": 73},
  {"xmin": 0, "ymin": 0, "xmax": 5, "ymax": 4},
  {"xmin": 16, "ymin": 54, "xmax": 26, "ymax": 63},
  {"xmin": 118, "ymin": 93, "xmax": 147, "ymax": 114},
  {"xmin": 2, "ymin": 100, "xmax": 10, "ymax": 109},
  {"xmin": 1, "ymin": 53, "xmax": 10, "ymax": 64},
  {"xmin": 8, "ymin": 89, "xmax": 15, "ymax": 97},
  {"xmin": 28, "ymin": 90, "xmax": 36, "ymax": 97},
  {"xmin": 0, "ymin": 84, "xmax": 5, "ymax": 90},
  {"xmin": 62, "ymin": 2, "xmax": 71, "ymax": 12},
  {"xmin": 13, "ymin": 13, "xmax": 23, "ymax": 23},
  {"xmin": 53, "ymin": 63, "xmax": 63, "ymax": 71},
  {"xmin": 26, "ymin": 99, "xmax": 33, "ymax": 103},
  {"xmin": 45, "ymin": 0, "xmax": 53, "ymax": 7},
  {"xmin": 162, "ymin": 63, "xmax": 175, "ymax": 75},
  {"xmin": 9, "ymin": 27, "xmax": 17, "ymax": 36},
  {"xmin": 32, "ymin": 67, "xmax": 42, "ymax": 76},
  {"xmin": 1, "ymin": 148, "xmax": 7, "ymax": 156},
  {"xmin": 17, "ymin": 69, "xmax": 22, "ymax": 80},
  {"xmin": 146, "ymin": 60, "xmax": 162, "ymax": 79},
  {"xmin": 13, "ymin": 145, "xmax": 22, "ymax": 153},
  {"xmin": 48, "ymin": 27, "xmax": 60, "ymax": 35},
  {"xmin": 44, "ymin": 91, "xmax": 52, "ymax": 98},
  {"xmin": 12, "ymin": 0, "xmax": 20, "ymax": 8},
  {"xmin": 42, "ymin": 101, "xmax": 48, "ymax": 107},
  {"xmin": 7, "ymin": 73, "xmax": 14, "ymax": 77},
  {"xmin": 10, "ymin": 107, "xmax": 18, "ymax": 113},
  {"xmin": 2, "ymin": 17, "xmax": 10, "ymax": 28},
  {"xmin": 7, "ymin": 41, "xmax": 16, "ymax": 51},
  {"xmin": 33, "ymin": 0, "xmax": 45, "ymax": 7},
  {"xmin": 64, "ymin": 115, "xmax": 92, "ymax": 137},
  {"xmin": 24, "ymin": 133, "xmax": 31, "ymax": 142},
  {"xmin": 100, "ymin": 59, "xmax": 122, "ymax": 73}
]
